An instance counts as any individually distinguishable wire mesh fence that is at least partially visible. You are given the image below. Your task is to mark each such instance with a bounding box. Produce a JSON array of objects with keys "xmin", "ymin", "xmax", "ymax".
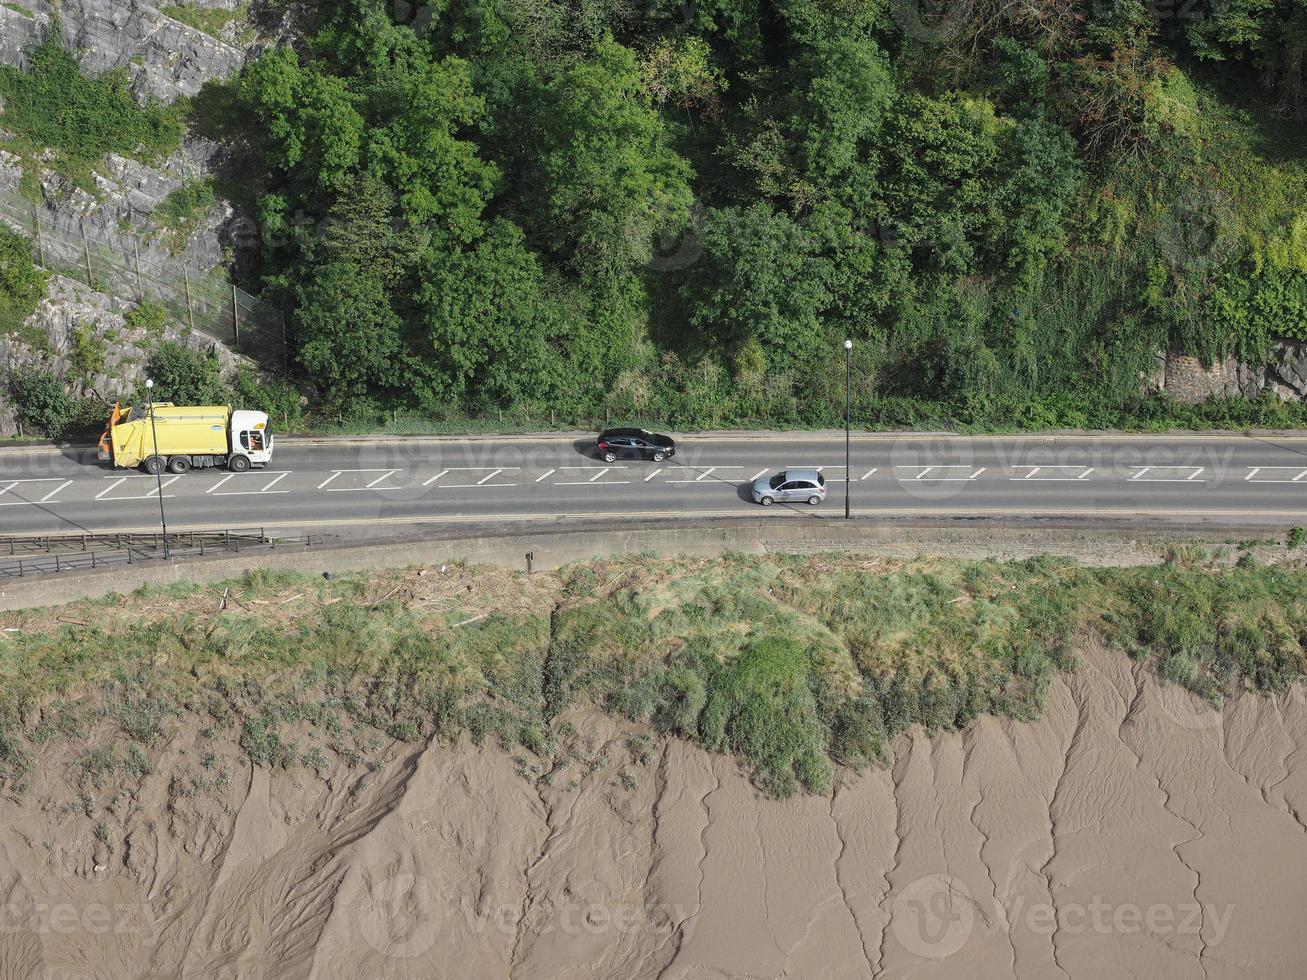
[{"xmin": 0, "ymin": 187, "xmax": 288, "ymax": 369}]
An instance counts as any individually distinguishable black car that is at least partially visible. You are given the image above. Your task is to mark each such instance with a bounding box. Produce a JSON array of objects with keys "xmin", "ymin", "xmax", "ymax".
[{"xmin": 596, "ymin": 428, "xmax": 676, "ymax": 463}]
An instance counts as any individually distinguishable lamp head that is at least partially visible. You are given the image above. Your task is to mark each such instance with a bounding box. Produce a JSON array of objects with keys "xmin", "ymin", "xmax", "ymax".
[
  {"xmin": 145, "ymin": 379, "xmax": 154, "ymax": 389},
  {"xmin": 844, "ymin": 339, "xmax": 853, "ymax": 350}
]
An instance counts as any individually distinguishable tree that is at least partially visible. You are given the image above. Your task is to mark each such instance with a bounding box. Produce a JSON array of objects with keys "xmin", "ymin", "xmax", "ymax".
[
  {"xmin": 528, "ymin": 36, "xmax": 695, "ymax": 285},
  {"xmin": 294, "ymin": 264, "xmax": 404, "ymax": 407},
  {"xmin": 143, "ymin": 342, "xmax": 226, "ymax": 405},
  {"xmin": 687, "ymin": 204, "xmax": 831, "ymax": 375}
]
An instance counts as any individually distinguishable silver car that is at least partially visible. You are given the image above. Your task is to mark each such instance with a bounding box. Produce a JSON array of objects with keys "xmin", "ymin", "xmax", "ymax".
[{"xmin": 751, "ymin": 468, "xmax": 827, "ymax": 506}]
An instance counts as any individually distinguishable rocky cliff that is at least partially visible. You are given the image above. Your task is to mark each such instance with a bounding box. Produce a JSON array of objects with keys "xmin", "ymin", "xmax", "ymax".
[{"xmin": 0, "ymin": 0, "xmax": 248, "ymax": 105}]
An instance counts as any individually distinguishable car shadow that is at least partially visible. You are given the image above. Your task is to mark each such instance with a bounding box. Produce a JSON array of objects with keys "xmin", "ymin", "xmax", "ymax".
[{"xmin": 571, "ymin": 438, "xmax": 599, "ymax": 460}]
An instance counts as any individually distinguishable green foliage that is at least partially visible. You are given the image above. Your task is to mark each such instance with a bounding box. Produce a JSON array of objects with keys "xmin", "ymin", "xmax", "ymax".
[
  {"xmin": 0, "ymin": 27, "xmax": 183, "ymax": 187},
  {"xmin": 154, "ymin": 178, "xmax": 218, "ymax": 251},
  {"xmin": 159, "ymin": 2, "xmax": 248, "ymax": 38},
  {"xmin": 197, "ymin": 0, "xmax": 1307, "ymax": 428},
  {"xmin": 0, "ymin": 226, "xmax": 47, "ymax": 337},
  {"xmin": 1, "ymin": 555, "xmax": 1306, "ymax": 801},
  {"xmin": 69, "ymin": 322, "xmax": 107, "ymax": 378},
  {"xmin": 8, "ymin": 369, "xmax": 74, "ymax": 436},
  {"xmin": 125, "ymin": 298, "xmax": 172, "ymax": 338},
  {"xmin": 142, "ymin": 341, "xmax": 226, "ymax": 405}
]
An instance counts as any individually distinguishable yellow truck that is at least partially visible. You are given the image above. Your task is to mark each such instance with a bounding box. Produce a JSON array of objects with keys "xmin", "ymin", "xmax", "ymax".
[{"xmin": 98, "ymin": 403, "xmax": 274, "ymax": 474}]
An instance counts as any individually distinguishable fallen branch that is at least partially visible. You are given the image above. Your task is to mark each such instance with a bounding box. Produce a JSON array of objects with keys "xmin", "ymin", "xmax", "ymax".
[
  {"xmin": 453, "ymin": 613, "xmax": 488, "ymax": 628},
  {"xmin": 369, "ymin": 584, "xmax": 404, "ymax": 609}
]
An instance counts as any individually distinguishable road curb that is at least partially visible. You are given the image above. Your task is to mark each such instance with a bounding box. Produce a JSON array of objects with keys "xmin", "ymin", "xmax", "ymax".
[{"xmin": 9, "ymin": 428, "xmax": 1307, "ymax": 457}]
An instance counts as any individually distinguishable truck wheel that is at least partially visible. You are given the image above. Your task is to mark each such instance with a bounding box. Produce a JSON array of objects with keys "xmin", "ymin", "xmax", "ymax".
[
  {"xmin": 228, "ymin": 455, "xmax": 251, "ymax": 473},
  {"xmin": 142, "ymin": 455, "xmax": 165, "ymax": 475},
  {"xmin": 167, "ymin": 456, "xmax": 191, "ymax": 474}
]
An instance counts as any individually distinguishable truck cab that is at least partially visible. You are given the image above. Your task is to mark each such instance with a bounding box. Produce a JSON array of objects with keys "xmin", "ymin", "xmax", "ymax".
[{"xmin": 231, "ymin": 410, "xmax": 274, "ymax": 470}]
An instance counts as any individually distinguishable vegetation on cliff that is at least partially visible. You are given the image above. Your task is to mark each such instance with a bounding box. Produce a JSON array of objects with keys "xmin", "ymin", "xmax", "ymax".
[{"xmin": 2, "ymin": 551, "xmax": 1304, "ymax": 800}]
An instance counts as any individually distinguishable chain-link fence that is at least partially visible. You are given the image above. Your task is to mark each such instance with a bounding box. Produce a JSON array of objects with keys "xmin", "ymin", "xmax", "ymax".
[{"xmin": 0, "ymin": 187, "xmax": 287, "ymax": 369}]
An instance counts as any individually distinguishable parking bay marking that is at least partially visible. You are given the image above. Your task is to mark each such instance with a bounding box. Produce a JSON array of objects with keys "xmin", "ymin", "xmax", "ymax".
[
  {"xmin": 665, "ymin": 465, "xmax": 743, "ymax": 484},
  {"xmin": 1244, "ymin": 467, "xmax": 1307, "ymax": 484},
  {"xmin": 1129, "ymin": 466, "xmax": 1206, "ymax": 483},
  {"xmin": 1010, "ymin": 465, "xmax": 1094, "ymax": 482},
  {"xmin": 95, "ymin": 475, "xmax": 180, "ymax": 501},
  {"xmin": 422, "ymin": 466, "xmax": 520, "ymax": 489},
  {"xmin": 0, "ymin": 478, "xmax": 74, "ymax": 505},
  {"xmin": 900, "ymin": 466, "xmax": 987, "ymax": 482},
  {"xmin": 554, "ymin": 465, "xmax": 630, "ymax": 487},
  {"xmin": 207, "ymin": 471, "xmax": 292, "ymax": 496},
  {"xmin": 318, "ymin": 469, "xmax": 406, "ymax": 492}
]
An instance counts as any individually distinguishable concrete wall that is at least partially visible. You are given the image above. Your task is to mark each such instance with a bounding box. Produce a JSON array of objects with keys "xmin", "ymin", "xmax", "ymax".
[{"xmin": 0, "ymin": 519, "xmax": 1262, "ymax": 612}]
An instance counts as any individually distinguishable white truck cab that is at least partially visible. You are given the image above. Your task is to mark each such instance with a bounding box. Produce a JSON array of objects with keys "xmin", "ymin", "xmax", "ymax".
[{"xmin": 230, "ymin": 410, "xmax": 274, "ymax": 469}]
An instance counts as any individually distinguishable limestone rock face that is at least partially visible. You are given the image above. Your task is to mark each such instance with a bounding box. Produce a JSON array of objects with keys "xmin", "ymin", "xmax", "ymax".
[
  {"xmin": 0, "ymin": 0, "xmax": 246, "ymax": 105},
  {"xmin": 0, "ymin": 275, "xmax": 241, "ymax": 436},
  {"xmin": 1272, "ymin": 341, "xmax": 1307, "ymax": 398}
]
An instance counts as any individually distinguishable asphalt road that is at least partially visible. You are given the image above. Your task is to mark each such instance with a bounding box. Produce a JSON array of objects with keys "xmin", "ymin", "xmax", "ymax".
[{"xmin": 4, "ymin": 432, "xmax": 1307, "ymax": 536}]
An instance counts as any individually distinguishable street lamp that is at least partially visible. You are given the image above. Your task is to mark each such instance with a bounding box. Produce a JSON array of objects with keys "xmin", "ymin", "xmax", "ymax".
[
  {"xmin": 145, "ymin": 379, "xmax": 170, "ymax": 558},
  {"xmin": 844, "ymin": 339, "xmax": 852, "ymax": 520}
]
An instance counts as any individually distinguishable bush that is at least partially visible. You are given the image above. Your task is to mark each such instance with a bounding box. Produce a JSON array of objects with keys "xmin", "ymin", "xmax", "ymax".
[
  {"xmin": 141, "ymin": 341, "xmax": 226, "ymax": 405},
  {"xmin": 8, "ymin": 369, "xmax": 75, "ymax": 437},
  {"xmin": 0, "ymin": 226, "xmax": 47, "ymax": 336}
]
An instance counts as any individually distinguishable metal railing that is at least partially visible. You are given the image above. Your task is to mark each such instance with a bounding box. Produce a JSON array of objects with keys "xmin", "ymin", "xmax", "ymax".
[
  {"xmin": 0, "ymin": 527, "xmax": 325, "ymax": 578},
  {"xmin": 0, "ymin": 187, "xmax": 287, "ymax": 369}
]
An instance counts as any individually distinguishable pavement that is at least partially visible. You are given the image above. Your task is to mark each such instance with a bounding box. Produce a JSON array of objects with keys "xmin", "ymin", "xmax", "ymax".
[{"xmin": 4, "ymin": 432, "xmax": 1307, "ymax": 536}]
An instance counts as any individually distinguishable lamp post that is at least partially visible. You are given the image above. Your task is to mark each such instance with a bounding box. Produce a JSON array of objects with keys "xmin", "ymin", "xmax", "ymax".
[
  {"xmin": 844, "ymin": 339, "xmax": 852, "ymax": 520},
  {"xmin": 145, "ymin": 379, "xmax": 170, "ymax": 558}
]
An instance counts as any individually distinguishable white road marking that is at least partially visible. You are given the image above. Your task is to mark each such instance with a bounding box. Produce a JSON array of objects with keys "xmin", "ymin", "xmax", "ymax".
[
  {"xmin": 39, "ymin": 480, "xmax": 72, "ymax": 502},
  {"xmin": 589, "ymin": 468, "xmax": 609, "ymax": 483},
  {"xmin": 207, "ymin": 474, "xmax": 235, "ymax": 494},
  {"xmin": 316, "ymin": 473, "xmax": 340, "ymax": 490},
  {"xmin": 1243, "ymin": 466, "xmax": 1307, "ymax": 483},
  {"xmin": 365, "ymin": 470, "xmax": 399, "ymax": 489},
  {"xmin": 696, "ymin": 467, "xmax": 717, "ymax": 482},
  {"xmin": 0, "ymin": 478, "xmax": 72, "ymax": 506},
  {"xmin": 96, "ymin": 478, "xmax": 127, "ymax": 500},
  {"xmin": 645, "ymin": 468, "xmax": 662, "ymax": 482},
  {"xmin": 146, "ymin": 476, "xmax": 180, "ymax": 497},
  {"xmin": 1129, "ymin": 465, "xmax": 1207, "ymax": 483},
  {"xmin": 477, "ymin": 469, "xmax": 504, "ymax": 485},
  {"xmin": 1008, "ymin": 465, "xmax": 1094, "ymax": 482},
  {"xmin": 423, "ymin": 469, "xmax": 450, "ymax": 486},
  {"xmin": 750, "ymin": 469, "xmax": 768, "ymax": 481},
  {"xmin": 916, "ymin": 467, "xmax": 932, "ymax": 480},
  {"xmin": 860, "ymin": 468, "xmax": 878, "ymax": 480},
  {"xmin": 970, "ymin": 467, "xmax": 986, "ymax": 479},
  {"xmin": 536, "ymin": 469, "xmax": 556, "ymax": 483},
  {"xmin": 261, "ymin": 472, "xmax": 290, "ymax": 492}
]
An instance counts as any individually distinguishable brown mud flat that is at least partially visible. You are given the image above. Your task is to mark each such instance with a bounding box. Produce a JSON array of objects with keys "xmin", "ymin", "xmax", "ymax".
[{"xmin": 1, "ymin": 647, "xmax": 1305, "ymax": 979}]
